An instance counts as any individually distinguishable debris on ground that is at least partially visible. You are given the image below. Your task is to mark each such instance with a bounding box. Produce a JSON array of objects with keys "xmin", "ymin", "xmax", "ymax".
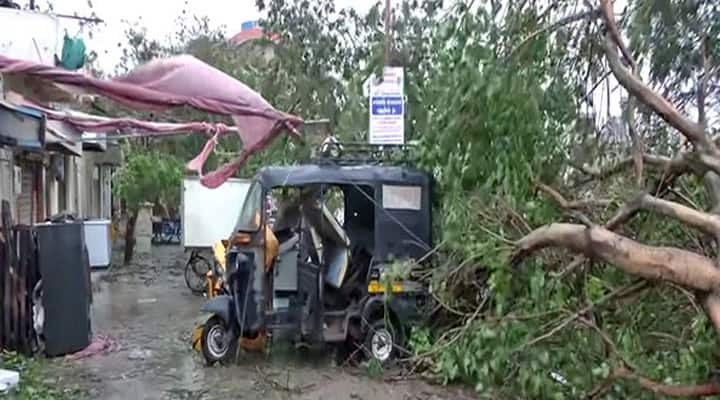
[
  {"xmin": 0, "ymin": 368, "xmax": 19, "ymax": 392},
  {"xmin": 127, "ymin": 348, "xmax": 153, "ymax": 360},
  {"xmin": 45, "ymin": 245, "xmax": 471, "ymax": 400},
  {"xmin": 66, "ymin": 334, "xmax": 116, "ymax": 361}
]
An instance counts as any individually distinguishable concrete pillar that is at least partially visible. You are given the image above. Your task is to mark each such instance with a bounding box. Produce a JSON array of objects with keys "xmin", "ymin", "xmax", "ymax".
[
  {"xmin": 48, "ymin": 176, "xmax": 58, "ymax": 216},
  {"xmin": 64, "ymin": 155, "xmax": 76, "ymax": 215},
  {"xmin": 135, "ymin": 202, "xmax": 154, "ymax": 254}
]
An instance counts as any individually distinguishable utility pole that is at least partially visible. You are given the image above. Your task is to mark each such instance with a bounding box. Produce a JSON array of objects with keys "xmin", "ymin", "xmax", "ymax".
[{"xmin": 383, "ymin": 0, "xmax": 391, "ymax": 66}]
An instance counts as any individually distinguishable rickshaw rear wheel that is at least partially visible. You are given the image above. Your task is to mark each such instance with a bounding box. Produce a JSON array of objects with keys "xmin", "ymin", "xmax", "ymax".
[{"xmin": 201, "ymin": 317, "xmax": 238, "ymax": 365}]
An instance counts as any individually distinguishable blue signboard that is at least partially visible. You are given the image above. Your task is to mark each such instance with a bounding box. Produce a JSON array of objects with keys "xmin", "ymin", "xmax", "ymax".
[{"xmin": 371, "ymin": 96, "xmax": 403, "ymax": 116}]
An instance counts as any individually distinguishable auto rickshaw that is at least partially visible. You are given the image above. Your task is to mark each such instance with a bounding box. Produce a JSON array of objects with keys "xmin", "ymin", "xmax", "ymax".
[{"xmin": 193, "ymin": 153, "xmax": 433, "ymax": 366}]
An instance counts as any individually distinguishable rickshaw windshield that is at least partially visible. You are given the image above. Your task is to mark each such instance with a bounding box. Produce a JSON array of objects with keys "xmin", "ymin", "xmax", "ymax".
[{"xmin": 234, "ymin": 182, "xmax": 263, "ymax": 232}]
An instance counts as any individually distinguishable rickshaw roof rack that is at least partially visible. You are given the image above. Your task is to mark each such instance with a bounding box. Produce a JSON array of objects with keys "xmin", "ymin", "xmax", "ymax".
[{"xmin": 311, "ymin": 139, "xmax": 417, "ymax": 167}]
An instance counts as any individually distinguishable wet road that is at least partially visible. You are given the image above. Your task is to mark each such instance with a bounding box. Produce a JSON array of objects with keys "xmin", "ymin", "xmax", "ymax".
[{"xmin": 50, "ymin": 245, "xmax": 473, "ymax": 400}]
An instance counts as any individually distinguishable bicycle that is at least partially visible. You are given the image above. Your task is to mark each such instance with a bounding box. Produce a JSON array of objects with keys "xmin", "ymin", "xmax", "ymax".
[{"xmin": 184, "ymin": 249, "xmax": 211, "ymax": 294}]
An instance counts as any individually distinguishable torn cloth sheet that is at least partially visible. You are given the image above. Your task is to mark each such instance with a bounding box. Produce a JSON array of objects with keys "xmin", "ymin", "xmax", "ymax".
[
  {"xmin": 65, "ymin": 333, "xmax": 116, "ymax": 361},
  {"xmin": 0, "ymin": 54, "xmax": 303, "ymax": 188},
  {"xmin": 22, "ymin": 102, "xmax": 238, "ymax": 137}
]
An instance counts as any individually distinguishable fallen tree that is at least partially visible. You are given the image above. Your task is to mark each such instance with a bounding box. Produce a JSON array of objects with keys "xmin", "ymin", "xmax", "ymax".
[{"xmin": 510, "ymin": 1, "xmax": 720, "ymax": 396}]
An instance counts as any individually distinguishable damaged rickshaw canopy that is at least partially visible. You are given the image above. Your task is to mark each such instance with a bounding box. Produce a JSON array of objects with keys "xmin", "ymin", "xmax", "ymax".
[{"xmin": 0, "ymin": 54, "xmax": 303, "ymax": 188}]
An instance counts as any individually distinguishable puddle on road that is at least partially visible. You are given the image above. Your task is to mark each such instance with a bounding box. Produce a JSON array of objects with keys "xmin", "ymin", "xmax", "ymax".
[{"xmin": 48, "ymin": 246, "xmax": 471, "ymax": 400}]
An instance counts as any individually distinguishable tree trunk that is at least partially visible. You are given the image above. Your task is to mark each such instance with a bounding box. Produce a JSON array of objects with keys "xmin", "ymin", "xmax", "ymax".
[{"xmin": 124, "ymin": 211, "xmax": 138, "ymax": 265}]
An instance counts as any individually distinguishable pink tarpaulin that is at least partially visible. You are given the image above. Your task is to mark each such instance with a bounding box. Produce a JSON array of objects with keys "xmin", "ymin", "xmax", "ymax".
[{"xmin": 0, "ymin": 54, "xmax": 303, "ymax": 188}]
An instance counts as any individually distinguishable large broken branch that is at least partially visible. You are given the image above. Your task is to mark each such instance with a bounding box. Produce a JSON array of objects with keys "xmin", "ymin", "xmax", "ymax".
[
  {"xmin": 554, "ymin": 196, "xmax": 646, "ymax": 279},
  {"xmin": 598, "ymin": 0, "xmax": 707, "ymax": 146},
  {"xmin": 601, "ymin": 36, "xmax": 709, "ymax": 147},
  {"xmin": 637, "ymin": 194, "xmax": 720, "ymax": 236},
  {"xmin": 556, "ymin": 178, "xmax": 697, "ymax": 279},
  {"xmin": 598, "ymin": 1, "xmax": 708, "ymax": 147},
  {"xmin": 513, "ymin": 223, "xmax": 720, "ymax": 292}
]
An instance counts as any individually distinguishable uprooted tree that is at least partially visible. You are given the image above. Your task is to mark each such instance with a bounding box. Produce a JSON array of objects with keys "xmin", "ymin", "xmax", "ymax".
[{"xmin": 509, "ymin": 0, "xmax": 720, "ymax": 396}]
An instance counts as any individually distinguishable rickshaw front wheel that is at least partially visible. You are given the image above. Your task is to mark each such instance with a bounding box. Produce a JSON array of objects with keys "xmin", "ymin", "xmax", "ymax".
[
  {"xmin": 364, "ymin": 319, "xmax": 404, "ymax": 366},
  {"xmin": 201, "ymin": 316, "xmax": 238, "ymax": 365}
]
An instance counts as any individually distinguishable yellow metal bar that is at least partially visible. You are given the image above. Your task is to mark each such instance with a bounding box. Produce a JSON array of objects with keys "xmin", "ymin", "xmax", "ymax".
[{"xmin": 368, "ymin": 280, "xmax": 403, "ymax": 294}]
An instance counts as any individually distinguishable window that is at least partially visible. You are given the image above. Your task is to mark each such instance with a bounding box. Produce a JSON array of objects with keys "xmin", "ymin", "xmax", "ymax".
[
  {"xmin": 234, "ymin": 181, "xmax": 263, "ymax": 232},
  {"xmin": 382, "ymin": 185, "xmax": 421, "ymax": 210}
]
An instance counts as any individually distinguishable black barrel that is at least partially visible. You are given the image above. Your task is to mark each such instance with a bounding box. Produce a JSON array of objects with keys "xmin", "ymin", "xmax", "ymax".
[{"xmin": 35, "ymin": 221, "xmax": 91, "ymax": 356}]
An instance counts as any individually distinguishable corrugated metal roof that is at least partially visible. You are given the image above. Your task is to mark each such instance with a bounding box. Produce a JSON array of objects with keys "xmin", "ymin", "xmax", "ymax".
[
  {"xmin": 0, "ymin": 100, "xmax": 45, "ymax": 149},
  {"xmin": 45, "ymin": 119, "xmax": 82, "ymax": 156},
  {"xmin": 229, "ymin": 27, "xmax": 280, "ymax": 46}
]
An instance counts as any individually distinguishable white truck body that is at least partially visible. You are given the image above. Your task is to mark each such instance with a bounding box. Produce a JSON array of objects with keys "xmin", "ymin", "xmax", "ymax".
[{"xmin": 181, "ymin": 177, "xmax": 252, "ymax": 248}]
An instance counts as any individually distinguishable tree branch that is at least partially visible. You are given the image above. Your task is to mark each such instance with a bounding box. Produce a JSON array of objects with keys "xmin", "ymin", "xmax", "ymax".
[
  {"xmin": 637, "ymin": 194, "xmax": 720, "ymax": 236},
  {"xmin": 513, "ymin": 223, "xmax": 720, "ymax": 292},
  {"xmin": 579, "ymin": 316, "xmax": 638, "ymax": 371},
  {"xmin": 598, "ymin": 0, "xmax": 710, "ymax": 147},
  {"xmin": 572, "ymin": 153, "xmax": 690, "ymax": 182},
  {"xmin": 698, "ymin": 35, "xmax": 709, "ymax": 128},
  {"xmin": 605, "ymin": 194, "xmax": 645, "ymax": 228},
  {"xmin": 519, "ymin": 280, "xmax": 647, "ymax": 350},
  {"xmin": 703, "ymin": 294, "xmax": 720, "ymax": 337},
  {"xmin": 599, "ymin": 0, "xmax": 636, "ymax": 70},
  {"xmin": 610, "ymin": 367, "xmax": 720, "ymax": 397},
  {"xmin": 698, "ymin": 153, "xmax": 720, "ymax": 179},
  {"xmin": 510, "ymin": 8, "xmax": 602, "ymax": 57},
  {"xmin": 601, "ymin": 34, "xmax": 709, "ymax": 147},
  {"xmin": 536, "ymin": 183, "xmax": 611, "ymax": 210},
  {"xmin": 625, "ymin": 98, "xmax": 644, "ymax": 186}
]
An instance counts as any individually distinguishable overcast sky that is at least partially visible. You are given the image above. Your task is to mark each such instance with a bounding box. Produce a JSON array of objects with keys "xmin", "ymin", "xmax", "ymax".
[
  {"xmin": 42, "ymin": 0, "xmax": 378, "ymax": 72},
  {"xmin": 11, "ymin": 0, "xmax": 627, "ymax": 123}
]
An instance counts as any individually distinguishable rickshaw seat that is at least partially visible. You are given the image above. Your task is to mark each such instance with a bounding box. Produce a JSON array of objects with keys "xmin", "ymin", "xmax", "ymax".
[{"xmin": 300, "ymin": 201, "xmax": 351, "ymax": 289}]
